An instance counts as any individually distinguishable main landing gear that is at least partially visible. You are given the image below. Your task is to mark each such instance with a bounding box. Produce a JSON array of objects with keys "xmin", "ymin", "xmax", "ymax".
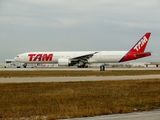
[
  {"xmin": 77, "ymin": 61, "xmax": 89, "ymax": 68},
  {"xmin": 23, "ymin": 63, "xmax": 27, "ymax": 68},
  {"xmin": 77, "ymin": 64, "xmax": 89, "ymax": 68}
]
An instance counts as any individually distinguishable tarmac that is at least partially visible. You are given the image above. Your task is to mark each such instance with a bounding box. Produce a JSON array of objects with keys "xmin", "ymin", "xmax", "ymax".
[
  {"xmin": 1, "ymin": 74, "xmax": 160, "ymax": 83},
  {"xmin": 1, "ymin": 67, "xmax": 160, "ymax": 71},
  {"xmin": 62, "ymin": 109, "xmax": 160, "ymax": 120}
]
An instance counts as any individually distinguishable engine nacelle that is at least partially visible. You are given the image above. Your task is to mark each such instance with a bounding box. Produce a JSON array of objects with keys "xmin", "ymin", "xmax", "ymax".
[{"xmin": 58, "ymin": 58, "xmax": 71, "ymax": 66}]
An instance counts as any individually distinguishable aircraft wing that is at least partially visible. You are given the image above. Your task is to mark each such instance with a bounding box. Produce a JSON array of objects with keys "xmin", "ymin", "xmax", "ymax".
[
  {"xmin": 69, "ymin": 52, "xmax": 98, "ymax": 65},
  {"xmin": 72, "ymin": 52, "xmax": 98, "ymax": 60}
]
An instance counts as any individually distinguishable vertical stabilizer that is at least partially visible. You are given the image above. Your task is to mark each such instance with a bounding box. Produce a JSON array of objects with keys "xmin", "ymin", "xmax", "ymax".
[
  {"xmin": 129, "ymin": 32, "xmax": 151, "ymax": 53},
  {"xmin": 120, "ymin": 32, "xmax": 151, "ymax": 62}
]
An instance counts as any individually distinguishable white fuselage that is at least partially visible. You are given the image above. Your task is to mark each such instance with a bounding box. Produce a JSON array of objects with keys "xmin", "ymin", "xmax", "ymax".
[{"xmin": 14, "ymin": 51, "xmax": 128, "ymax": 64}]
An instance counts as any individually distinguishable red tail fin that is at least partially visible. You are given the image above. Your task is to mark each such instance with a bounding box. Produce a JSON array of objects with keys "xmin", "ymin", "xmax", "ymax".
[
  {"xmin": 129, "ymin": 32, "xmax": 151, "ymax": 53},
  {"xmin": 120, "ymin": 32, "xmax": 151, "ymax": 62}
]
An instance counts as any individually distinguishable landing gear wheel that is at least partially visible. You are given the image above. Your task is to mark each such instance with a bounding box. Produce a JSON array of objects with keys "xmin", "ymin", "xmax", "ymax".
[{"xmin": 23, "ymin": 63, "xmax": 27, "ymax": 68}]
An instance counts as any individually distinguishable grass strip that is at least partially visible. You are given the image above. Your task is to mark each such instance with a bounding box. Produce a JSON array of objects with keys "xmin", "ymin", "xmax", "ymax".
[{"xmin": 0, "ymin": 79, "xmax": 160, "ymax": 119}]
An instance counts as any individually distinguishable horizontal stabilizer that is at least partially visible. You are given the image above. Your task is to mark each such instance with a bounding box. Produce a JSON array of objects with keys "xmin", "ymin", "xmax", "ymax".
[{"xmin": 134, "ymin": 52, "xmax": 151, "ymax": 57}]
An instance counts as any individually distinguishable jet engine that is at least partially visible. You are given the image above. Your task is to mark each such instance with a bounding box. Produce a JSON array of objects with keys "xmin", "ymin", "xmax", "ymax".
[{"xmin": 58, "ymin": 58, "xmax": 71, "ymax": 66}]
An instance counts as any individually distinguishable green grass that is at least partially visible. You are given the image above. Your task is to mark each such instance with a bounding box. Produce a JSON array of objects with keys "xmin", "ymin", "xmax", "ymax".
[
  {"xmin": 0, "ymin": 70, "xmax": 160, "ymax": 77},
  {"xmin": 0, "ymin": 79, "xmax": 160, "ymax": 119}
]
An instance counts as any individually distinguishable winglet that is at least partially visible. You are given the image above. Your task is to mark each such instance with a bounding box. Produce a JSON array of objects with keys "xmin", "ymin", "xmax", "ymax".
[{"xmin": 120, "ymin": 33, "xmax": 151, "ymax": 62}]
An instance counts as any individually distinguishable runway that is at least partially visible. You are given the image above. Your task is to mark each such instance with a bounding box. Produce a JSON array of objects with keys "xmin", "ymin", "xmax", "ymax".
[
  {"xmin": 62, "ymin": 109, "xmax": 160, "ymax": 120},
  {"xmin": 0, "ymin": 74, "xmax": 160, "ymax": 83},
  {"xmin": 1, "ymin": 67, "xmax": 160, "ymax": 71}
]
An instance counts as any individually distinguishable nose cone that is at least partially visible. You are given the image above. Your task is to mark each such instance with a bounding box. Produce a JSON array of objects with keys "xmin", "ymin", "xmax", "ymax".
[
  {"xmin": 14, "ymin": 53, "xmax": 26, "ymax": 63},
  {"xmin": 14, "ymin": 55, "xmax": 20, "ymax": 62},
  {"xmin": 14, "ymin": 56, "xmax": 18, "ymax": 61}
]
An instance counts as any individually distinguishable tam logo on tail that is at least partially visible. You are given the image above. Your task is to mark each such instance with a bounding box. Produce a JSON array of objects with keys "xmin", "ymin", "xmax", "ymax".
[
  {"xmin": 129, "ymin": 32, "xmax": 151, "ymax": 53},
  {"xmin": 134, "ymin": 36, "xmax": 148, "ymax": 51}
]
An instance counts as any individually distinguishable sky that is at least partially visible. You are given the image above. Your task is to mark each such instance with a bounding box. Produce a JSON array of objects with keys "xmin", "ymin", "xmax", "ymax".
[{"xmin": 0, "ymin": 0, "xmax": 160, "ymax": 62}]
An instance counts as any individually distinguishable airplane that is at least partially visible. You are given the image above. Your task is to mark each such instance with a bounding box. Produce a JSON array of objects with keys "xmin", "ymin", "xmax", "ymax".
[{"xmin": 14, "ymin": 32, "xmax": 151, "ymax": 70}]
